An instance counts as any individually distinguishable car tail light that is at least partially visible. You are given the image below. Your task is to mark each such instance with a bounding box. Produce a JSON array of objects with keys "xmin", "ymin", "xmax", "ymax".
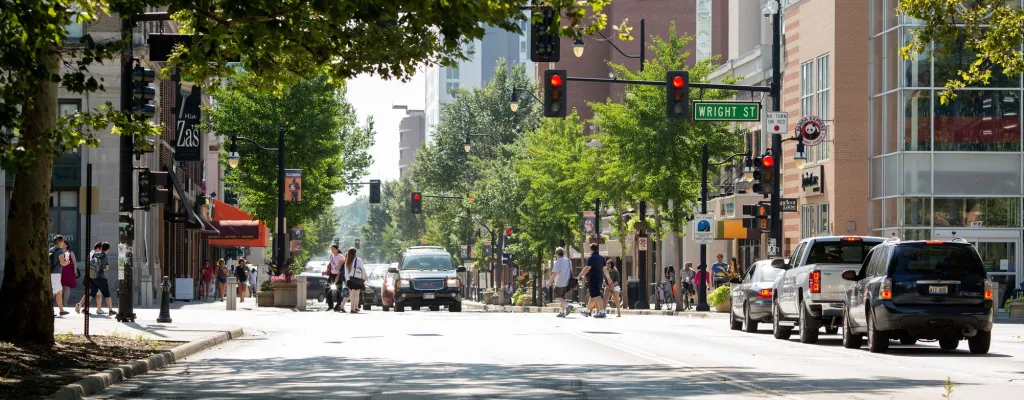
[
  {"xmin": 880, "ymin": 278, "xmax": 892, "ymax": 300},
  {"xmin": 984, "ymin": 279, "xmax": 994, "ymax": 300},
  {"xmin": 809, "ymin": 270, "xmax": 821, "ymax": 293},
  {"xmin": 757, "ymin": 288, "xmax": 772, "ymax": 299},
  {"xmin": 926, "ymin": 240, "xmax": 944, "ymax": 245}
]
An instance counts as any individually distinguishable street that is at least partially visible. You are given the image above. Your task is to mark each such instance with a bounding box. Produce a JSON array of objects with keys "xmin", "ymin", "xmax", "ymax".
[{"xmin": 81, "ymin": 306, "xmax": 1024, "ymax": 399}]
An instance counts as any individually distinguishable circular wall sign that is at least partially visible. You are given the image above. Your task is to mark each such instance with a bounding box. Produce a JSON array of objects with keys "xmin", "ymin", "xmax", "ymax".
[{"xmin": 796, "ymin": 115, "xmax": 826, "ymax": 146}]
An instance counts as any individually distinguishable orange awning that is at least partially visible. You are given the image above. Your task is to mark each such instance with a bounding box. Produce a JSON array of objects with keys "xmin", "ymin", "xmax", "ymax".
[{"xmin": 205, "ymin": 199, "xmax": 269, "ymax": 248}]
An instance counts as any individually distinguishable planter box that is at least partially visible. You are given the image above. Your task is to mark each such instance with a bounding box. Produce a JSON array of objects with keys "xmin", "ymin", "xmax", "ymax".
[
  {"xmin": 515, "ymin": 297, "xmax": 531, "ymax": 306},
  {"xmin": 257, "ymin": 291, "xmax": 274, "ymax": 307},
  {"xmin": 272, "ymin": 281, "xmax": 297, "ymax": 307},
  {"xmin": 1009, "ymin": 302, "xmax": 1024, "ymax": 318},
  {"xmin": 713, "ymin": 299, "xmax": 731, "ymax": 313},
  {"xmin": 483, "ymin": 292, "xmax": 495, "ymax": 305}
]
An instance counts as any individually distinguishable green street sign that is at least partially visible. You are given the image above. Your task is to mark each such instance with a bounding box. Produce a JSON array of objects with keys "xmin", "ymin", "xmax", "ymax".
[{"xmin": 692, "ymin": 101, "xmax": 762, "ymax": 122}]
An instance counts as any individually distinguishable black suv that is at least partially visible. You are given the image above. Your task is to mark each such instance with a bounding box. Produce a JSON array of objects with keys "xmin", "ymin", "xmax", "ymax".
[
  {"xmin": 840, "ymin": 239, "xmax": 994, "ymax": 354},
  {"xmin": 390, "ymin": 246, "xmax": 466, "ymax": 312}
]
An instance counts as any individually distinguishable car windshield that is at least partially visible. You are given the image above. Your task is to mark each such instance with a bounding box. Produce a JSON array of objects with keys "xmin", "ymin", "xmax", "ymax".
[
  {"xmin": 753, "ymin": 265, "xmax": 782, "ymax": 283},
  {"xmin": 805, "ymin": 241, "xmax": 882, "ymax": 264},
  {"xmin": 402, "ymin": 254, "xmax": 455, "ymax": 271},
  {"xmin": 368, "ymin": 267, "xmax": 386, "ymax": 280},
  {"xmin": 892, "ymin": 244, "xmax": 986, "ymax": 278}
]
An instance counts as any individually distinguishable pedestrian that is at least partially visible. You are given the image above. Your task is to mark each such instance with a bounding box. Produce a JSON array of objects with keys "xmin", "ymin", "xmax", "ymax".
[
  {"xmin": 343, "ymin": 247, "xmax": 367, "ymax": 314},
  {"xmin": 730, "ymin": 257, "xmax": 741, "ymax": 277},
  {"xmin": 682, "ymin": 263, "xmax": 696, "ymax": 303},
  {"xmin": 49, "ymin": 235, "xmax": 71, "ymax": 316},
  {"xmin": 216, "ymin": 259, "xmax": 228, "ymax": 301},
  {"xmin": 577, "ymin": 243, "xmax": 611, "ymax": 318},
  {"xmin": 325, "ymin": 244, "xmax": 345, "ymax": 312},
  {"xmin": 694, "ymin": 263, "xmax": 712, "ymax": 303},
  {"xmin": 200, "ymin": 260, "xmax": 214, "ymax": 301},
  {"xmin": 76, "ymin": 242, "xmax": 104, "ymax": 313},
  {"xmin": 60, "ymin": 239, "xmax": 79, "ymax": 311},
  {"xmin": 249, "ymin": 267, "xmax": 258, "ymax": 298},
  {"xmin": 603, "ymin": 260, "xmax": 621, "ymax": 317},
  {"xmin": 711, "ymin": 254, "xmax": 730, "ymax": 288},
  {"xmin": 87, "ymin": 242, "xmax": 115, "ymax": 315},
  {"xmin": 546, "ymin": 247, "xmax": 572, "ymax": 318},
  {"xmin": 235, "ymin": 259, "xmax": 249, "ymax": 303}
]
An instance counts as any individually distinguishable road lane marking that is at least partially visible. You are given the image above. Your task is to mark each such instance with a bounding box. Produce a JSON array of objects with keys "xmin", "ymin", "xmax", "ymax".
[{"xmin": 570, "ymin": 330, "xmax": 805, "ymax": 400}]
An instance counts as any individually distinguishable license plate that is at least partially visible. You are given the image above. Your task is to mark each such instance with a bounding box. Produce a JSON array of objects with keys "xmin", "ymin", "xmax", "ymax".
[
  {"xmin": 929, "ymin": 285, "xmax": 948, "ymax": 295},
  {"xmin": 423, "ymin": 293, "xmax": 435, "ymax": 299}
]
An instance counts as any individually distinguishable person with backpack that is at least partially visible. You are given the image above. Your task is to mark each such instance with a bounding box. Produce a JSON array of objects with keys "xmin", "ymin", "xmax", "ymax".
[
  {"xmin": 80, "ymin": 242, "xmax": 114, "ymax": 315},
  {"xmin": 49, "ymin": 235, "xmax": 71, "ymax": 316},
  {"xmin": 76, "ymin": 242, "xmax": 103, "ymax": 313}
]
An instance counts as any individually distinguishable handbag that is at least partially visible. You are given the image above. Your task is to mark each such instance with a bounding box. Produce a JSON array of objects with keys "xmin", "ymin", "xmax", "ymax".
[{"xmin": 346, "ymin": 260, "xmax": 366, "ymax": 290}]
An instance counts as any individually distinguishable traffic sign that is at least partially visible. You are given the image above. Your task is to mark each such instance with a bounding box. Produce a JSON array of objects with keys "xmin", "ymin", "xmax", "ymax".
[
  {"xmin": 767, "ymin": 238, "xmax": 779, "ymax": 257},
  {"xmin": 638, "ymin": 237, "xmax": 648, "ymax": 251},
  {"xmin": 692, "ymin": 102, "xmax": 761, "ymax": 122},
  {"xmin": 780, "ymin": 198, "xmax": 798, "ymax": 212},
  {"xmin": 693, "ymin": 213, "xmax": 715, "ymax": 245},
  {"xmin": 766, "ymin": 112, "xmax": 788, "ymax": 134},
  {"xmin": 796, "ymin": 115, "xmax": 827, "ymax": 146}
]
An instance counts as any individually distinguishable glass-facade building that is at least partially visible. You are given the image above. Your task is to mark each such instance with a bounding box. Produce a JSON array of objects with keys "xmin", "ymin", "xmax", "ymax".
[{"xmin": 869, "ymin": 0, "xmax": 1024, "ymax": 306}]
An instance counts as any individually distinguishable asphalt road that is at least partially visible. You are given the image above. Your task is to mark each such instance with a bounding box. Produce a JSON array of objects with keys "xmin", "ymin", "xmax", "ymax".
[{"xmin": 88, "ymin": 307, "xmax": 1024, "ymax": 399}]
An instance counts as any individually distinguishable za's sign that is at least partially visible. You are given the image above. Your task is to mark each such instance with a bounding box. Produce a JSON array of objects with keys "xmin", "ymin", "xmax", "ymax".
[{"xmin": 692, "ymin": 101, "xmax": 761, "ymax": 122}]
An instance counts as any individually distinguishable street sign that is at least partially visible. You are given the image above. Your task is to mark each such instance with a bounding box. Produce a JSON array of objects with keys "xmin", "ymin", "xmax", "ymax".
[
  {"xmin": 766, "ymin": 112, "xmax": 788, "ymax": 134},
  {"xmin": 796, "ymin": 115, "xmax": 827, "ymax": 146},
  {"xmin": 767, "ymin": 238, "xmax": 779, "ymax": 257},
  {"xmin": 780, "ymin": 198, "xmax": 798, "ymax": 212},
  {"xmin": 692, "ymin": 101, "xmax": 761, "ymax": 122},
  {"xmin": 638, "ymin": 237, "xmax": 648, "ymax": 251},
  {"xmin": 693, "ymin": 213, "xmax": 715, "ymax": 245}
]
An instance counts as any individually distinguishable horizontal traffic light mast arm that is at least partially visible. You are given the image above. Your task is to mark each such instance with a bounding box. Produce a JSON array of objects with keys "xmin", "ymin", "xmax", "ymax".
[
  {"xmin": 421, "ymin": 194, "xmax": 467, "ymax": 200},
  {"xmin": 565, "ymin": 76, "xmax": 771, "ymax": 93},
  {"xmin": 233, "ymin": 136, "xmax": 279, "ymax": 152}
]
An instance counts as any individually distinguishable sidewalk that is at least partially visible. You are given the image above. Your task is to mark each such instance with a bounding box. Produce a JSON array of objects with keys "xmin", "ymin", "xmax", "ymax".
[
  {"xmin": 462, "ymin": 300, "xmax": 729, "ymax": 319},
  {"xmin": 53, "ymin": 307, "xmax": 248, "ymax": 342}
]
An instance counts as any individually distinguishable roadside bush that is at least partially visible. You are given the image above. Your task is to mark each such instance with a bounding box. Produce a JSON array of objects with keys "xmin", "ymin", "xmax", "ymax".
[{"xmin": 708, "ymin": 285, "xmax": 731, "ymax": 307}]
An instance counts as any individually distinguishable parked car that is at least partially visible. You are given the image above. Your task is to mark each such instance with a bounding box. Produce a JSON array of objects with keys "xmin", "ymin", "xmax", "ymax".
[
  {"xmin": 772, "ymin": 236, "xmax": 886, "ymax": 343},
  {"xmin": 390, "ymin": 246, "xmax": 466, "ymax": 312},
  {"xmin": 729, "ymin": 259, "xmax": 785, "ymax": 333},
  {"xmin": 841, "ymin": 238, "xmax": 994, "ymax": 354},
  {"xmin": 298, "ymin": 272, "xmax": 329, "ymax": 302},
  {"xmin": 359, "ymin": 264, "xmax": 389, "ymax": 310},
  {"xmin": 381, "ymin": 262, "xmax": 399, "ymax": 311}
]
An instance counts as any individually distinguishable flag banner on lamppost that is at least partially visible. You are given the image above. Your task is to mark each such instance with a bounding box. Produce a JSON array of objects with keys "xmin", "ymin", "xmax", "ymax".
[
  {"xmin": 483, "ymin": 241, "xmax": 492, "ymax": 257},
  {"xmin": 583, "ymin": 211, "xmax": 596, "ymax": 239},
  {"xmin": 461, "ymin": 245, "xmax": 468, "ymax": 259},
  {"xmin": 285, "ymin": 169, "xmax": 302, "ymax": 202}
]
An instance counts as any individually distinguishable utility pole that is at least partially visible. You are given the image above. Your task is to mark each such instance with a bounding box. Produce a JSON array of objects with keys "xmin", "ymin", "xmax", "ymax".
[{"xmin": 770, "ymin": 0, "xmax": 783, "ymax": 259}]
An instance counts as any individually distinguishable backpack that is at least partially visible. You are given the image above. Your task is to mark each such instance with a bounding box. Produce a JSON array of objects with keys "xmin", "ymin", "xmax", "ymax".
[
  {"xmin": 49, "ymin": 247, "xmax": 60, "ymax": 273},
  {"xmin": 88, "ymin": 252, "xmax": 104, "ymax": 280}
]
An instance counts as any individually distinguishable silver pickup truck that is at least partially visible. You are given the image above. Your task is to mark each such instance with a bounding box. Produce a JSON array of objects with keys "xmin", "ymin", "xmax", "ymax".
[{"xmin": 771, "ymin": 236, "xmax": 887, "ymax": 344}]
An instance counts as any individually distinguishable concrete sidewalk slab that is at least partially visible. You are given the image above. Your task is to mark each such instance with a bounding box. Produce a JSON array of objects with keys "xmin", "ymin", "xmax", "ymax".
[{"xmin": 462, "ymin": 301, "xmax": 728, "ymax": 319}]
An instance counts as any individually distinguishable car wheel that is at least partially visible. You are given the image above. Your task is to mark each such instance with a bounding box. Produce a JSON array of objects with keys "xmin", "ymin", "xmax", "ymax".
[
  {"xmin": 730, "ymin": 307, "xmax": 742, "ymax": 331},
  {"xmin": 867, "ymin": 310, "xmax": 889, "ymax": 353},
  {"xmin": 317, "ymin": 294, "xmax": 325, "ymax": 303},
  {"xmin": 772, "ymin": 303, "xmax": 792, "ymax": 340},
  {"xmin": 968, "ymin": 330, "xmax": 991, "ymax": 354},
  {"xmin": 939, "ymin": 337, "xmax": 959, "ymax": 351},
  {"xmin": 842, "ymin": 311, "xmax": 863, "ymax": 349},
  {"xmin": 429, "ymin": 305, "xmax": 440, "ymax": 312},
  {"xmin": 799, "ymin": 301, "xmax": 820, "ymax": 344},
  {"xmin": 449, "ymin": 302, "xmax": 462, "ymax": 312},
  {"xmin": 900, "ymin": 337, "xmax": 917, "ymax": 345},
  {"xmin": 743, "ymin": 303, "xmax": 758, "ymax": 333},
  {"xmin": 395, "ymin": 304, "xmax": 405, "ymax": 312}
]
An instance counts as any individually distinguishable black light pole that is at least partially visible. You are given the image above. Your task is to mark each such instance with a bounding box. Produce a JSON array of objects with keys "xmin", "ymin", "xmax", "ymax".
[
  {"xmin": 770, "ymin": 0, "xmax": 784, "ymax": 258},
  {"xmin": 696, "ymin": 144, "xmax": 750, "ymax": 312},
  {"xmin": 229, "ymin": 128, "xmax": 286, "ymax": 275},
  {"xmin": 634, "ymin": 200, "xmax": 650, "ymax": 310}
]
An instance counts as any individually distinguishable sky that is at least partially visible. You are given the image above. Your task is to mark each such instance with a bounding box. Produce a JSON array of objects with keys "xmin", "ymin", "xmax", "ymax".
[{"xmin": 333, "ymin": 71, "xmax": 426, "ymax": 207}]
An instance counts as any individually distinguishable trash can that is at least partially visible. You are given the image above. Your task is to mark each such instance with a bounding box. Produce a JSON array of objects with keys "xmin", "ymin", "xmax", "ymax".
[{"xmin": 627, "ymin": 279, "xmax": 640, "ymax": 310}]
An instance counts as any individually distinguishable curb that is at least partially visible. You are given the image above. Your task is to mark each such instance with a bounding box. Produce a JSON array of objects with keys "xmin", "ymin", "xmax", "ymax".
[
  {"xmin": 464, "ymin": 303, "xmax": 727, "ymax": 318},
  {"xmin": 51, "ymin": 327, "xmax": 244, "ymax": 400}
]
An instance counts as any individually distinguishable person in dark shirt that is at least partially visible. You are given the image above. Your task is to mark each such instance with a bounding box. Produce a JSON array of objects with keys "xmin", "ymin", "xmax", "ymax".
[
  {"xmin": 577, "ymin": 243, "xmax": 612, "ymax": 318},
  {"xmin": 603, "ymin": 260, "xmax": 621, "ymax": 317}
]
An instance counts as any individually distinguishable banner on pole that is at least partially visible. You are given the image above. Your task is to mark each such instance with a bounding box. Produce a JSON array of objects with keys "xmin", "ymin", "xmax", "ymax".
[{"xmin": 285, "ymin": 169, "xmax": 302, "ymax": 202}]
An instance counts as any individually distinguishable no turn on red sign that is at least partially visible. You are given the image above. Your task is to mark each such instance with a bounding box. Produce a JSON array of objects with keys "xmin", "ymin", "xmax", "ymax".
[{"xmin": 765, "ymin": 112, "xmax": 787, "ymax": 134}]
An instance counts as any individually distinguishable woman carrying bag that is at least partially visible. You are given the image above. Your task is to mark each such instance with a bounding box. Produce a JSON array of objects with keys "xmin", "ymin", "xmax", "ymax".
[
  {"xmin": 326, "ymin": 245, "xmax": 346, "ymax": 312},
  {"xmin": 344, "ymin": 247, "xmax": 367, "ymax": 314}
]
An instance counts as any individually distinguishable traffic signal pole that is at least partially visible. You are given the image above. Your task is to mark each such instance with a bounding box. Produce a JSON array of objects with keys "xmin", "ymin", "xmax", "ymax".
[{"xmin": 770, "ymin": 1, "xmax": 783, "ymax": 259}]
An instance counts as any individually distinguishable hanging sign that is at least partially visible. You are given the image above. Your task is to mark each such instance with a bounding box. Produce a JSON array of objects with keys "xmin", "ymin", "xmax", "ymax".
[
  {"xmin": 173, "ymin": 81, "xmax": 202, "ymax": 161},
  {"xmin": 285, "ymin": 169, "xmax": 303, "ymax": 201},
  {"xmin": 796, "ymin": 115, "xmax": 826, "ymax": 146}
]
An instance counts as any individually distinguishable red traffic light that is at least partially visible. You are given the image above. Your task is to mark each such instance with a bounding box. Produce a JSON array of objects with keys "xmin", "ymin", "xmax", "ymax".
[
  {"xmin": 672, "ymin": 76, "xmax": 685, "ymax": 88},
  {"xmin": 761, "ymin": 155, "xmax": 775, "ymax": 168},
  {"xmin": 549, "ymin": 74, "xmax": 563, "ymax": 87},
  {"xmin": 506, "ymin": 228, "xmax": 513, "ymax": 235},
  {"xmin": 413, "ymin": 193, "xmax": 421, "ymax": 201}
]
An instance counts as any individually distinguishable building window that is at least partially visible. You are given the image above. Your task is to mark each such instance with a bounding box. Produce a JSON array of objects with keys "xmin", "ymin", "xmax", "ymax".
[
  {"xmin": 65, "ymin": 7, "xmax": 83, "ymax": 39},
  {"xmin": 446, "ymin": 67, "xmax": 460, "ymax": 80},
  {"xmin": 815, "ymin": 55, "xmax": 831, "ymax": 161},
  {"xmin": 933, "ymin": 197, "xmax": 1021, "ymax": 228},
  {"xmin": 50, "ymin": 190, "xmax": 80, "ymax": 256},
  {"xmin": 520, "ymin": 40, "xmax": 527, "ymax": 53},
  {"xmin": 801, "ymin": 203, "xmax": 831, "ymax": 238},
  {"xmin": 445, "ymin": 82, "xmax": 460, "ymax": 94},
  {"xmin": 58, "ymin": 99, "xmax": 81, "ymax": 155},
  {"xmin": 933, "ymin": 90, "xmax": 1020, "ymax": 152},
  {"xmin": 801, "ymin": 61, "xmax": 815, "ymax": 162},
  {"xmin": 818, "ymin": 203, "xmax": 830, "ymax": 235}
]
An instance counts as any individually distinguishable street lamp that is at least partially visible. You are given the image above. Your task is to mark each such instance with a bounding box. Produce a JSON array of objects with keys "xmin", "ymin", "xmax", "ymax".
[
  {"xmin": 572, "ymin": 39, "xmax": 585, "ymax": 58},
  {"xmin": 227, "ymin": 128, "xmax": 288, "ymax": 277},
  {"xmin": 592, "ymin": 19, "xmax": 645, "ymax": 71},
  {"xmin": 794, "ymin": 142, "xmax": 807, "ymax": 169},
  {"xmin": 464, "ymin": 136, "xmax": 472, "ymax": 153},
  {"xmin": 509, "ymin": 90, "xmax": 520, "ymax": 112}
]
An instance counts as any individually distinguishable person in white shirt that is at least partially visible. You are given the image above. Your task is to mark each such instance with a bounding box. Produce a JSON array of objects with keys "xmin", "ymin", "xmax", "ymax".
[
  {"xmin": 546, "ymin": 247, "xmax": 573, "ymax": 318},
  {"xmin": 344, "ymin": 247, "xmax": 367, "ymax": 314}
]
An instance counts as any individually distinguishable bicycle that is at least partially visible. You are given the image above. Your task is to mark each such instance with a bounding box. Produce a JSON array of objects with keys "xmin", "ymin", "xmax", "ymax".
[{"xmin": 678, "ymin": 282, "xmax": 693, "ymax": 311}]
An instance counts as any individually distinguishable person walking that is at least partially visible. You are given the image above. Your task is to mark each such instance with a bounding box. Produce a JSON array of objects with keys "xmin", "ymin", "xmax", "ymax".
[
  {"xmin": 200, "ymin": 261, "xmax": 214, "ymax": 301},
  {"xmin": 711, "ymin": 254, "xmax": 730, "ymax": 288},
  {"xmin": 75, "ymin": 242, "xmax": 104, "ymax": 313},
  {"xmin": 325, "ymin": 244, "xmax": 345, "ymax": 312},
  {"xmin": 546, "ymin": 247, "xmax": 573, "ymax": 318},
  {"xmin": 577, "ymin": 243, "xmax": 611, "ymax": 318},
  {"xmin": 49, "ymin": 235, "xmax": 71, "ymax": 316},
  {"xmin": 86, "ymin": 242, "xmax": 115, "ymax": 315},
  {"xmin": 216, "ymin": 259, "xmax": 229, "ymax": 301},
  {"xmin": 249, "ymin": 267, "xmax": 258, "ymax": 298},
  {"xmin": 235, "ymin": 259, "xmax": 250, "ymax": 303},
  {"xmin": 603, "ymin": 260, "xmax": 622, "ymax": 317},
  {"xmin": 343, "ymin": 248, "xmax": 367, "ymax": 314},
  {"xmin": 695, "ymin": 263, "xmax": 712, "ymax": 304},
  {"xmin": 730, "ymin": 257, "xmax": 741, "ymax": 277},
  {"xmin": 60, "ymin": 239, "xmax": 79, "ymax": 313}
]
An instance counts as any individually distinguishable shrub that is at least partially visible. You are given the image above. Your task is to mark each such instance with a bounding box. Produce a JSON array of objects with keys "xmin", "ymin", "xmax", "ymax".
[{"xmin": 708, "ymin": 285, "xmax": 731, "ymax": 307}]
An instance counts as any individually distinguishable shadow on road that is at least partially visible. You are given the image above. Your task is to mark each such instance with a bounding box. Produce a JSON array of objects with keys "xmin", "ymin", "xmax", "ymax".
[{"xmin": 98, "ymin": 356, "xmax": 954, "ymax": 399}]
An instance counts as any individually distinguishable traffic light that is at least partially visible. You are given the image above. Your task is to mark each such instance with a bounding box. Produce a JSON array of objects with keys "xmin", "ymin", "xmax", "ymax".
[
  {"xmin": 759, "ymin": 154, "xmax": 776, "ymax": 196},
  {"xmin": 751, "ymin": 156, "xmax": 764, "ymax": 193},
  {"xmin": 137, "ymin": 169, "xmax": 170, "ymax": 208},
  {"xmin": 755, "ymin": 202, "xmax": 771, "ymax": 232},
  {"xmin": 410, "ymin": 192, "xmax": 422, "ymax": 214},
  {"xmin": 666, "ymin": 71, "xmax": 690, "ymax": 120},
  {"xmin": 354, "ymin": 238, "xmax": 361, "ymax": 249},
  {"xmin": 543, "ymin": 70, "xmax": 567, "ymax": 118},
  {"xmin": 506, "ymin": 228, "xmax": 514, "ymax": 236},
  {"xmin": 530, "ymin": 6, "xmax": 560, "ymax": 62},
  {"xmin": 369, "ymin": 180, "xmax": 381, "ymax": 204},
  {"xmin": 132, "ymin": 65, "xmax": 156, "ymax": 119}
]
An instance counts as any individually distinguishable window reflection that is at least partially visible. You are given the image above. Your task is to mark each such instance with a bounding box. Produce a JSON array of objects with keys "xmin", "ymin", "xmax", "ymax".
[
  {"xmin": 903, "ymin": 197, "xmax": 931, "ymax": 226},
  {"xmin": 933, "ymin": 197, "xmax": 1021, "ymax": 227},
  {"xmin": 933, "ymin": 90, "xmax": 1020, "ymax": 151},
  {"xmin": 934, "ymin": 36, "xmax": 1020, "ymax": 89}
]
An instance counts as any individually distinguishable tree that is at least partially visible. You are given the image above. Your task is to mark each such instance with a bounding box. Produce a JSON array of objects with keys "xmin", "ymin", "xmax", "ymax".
[
  {"xmin": 303, "ymin": 210, "xmax": 341, "ymax": 260},
  {"xmin": 0, "ymin": 0, "xmax": 614, "ymax": 343},
  {"xmin": 898, "ymin": 0, "xmax": 1024, "ymax": 103}
]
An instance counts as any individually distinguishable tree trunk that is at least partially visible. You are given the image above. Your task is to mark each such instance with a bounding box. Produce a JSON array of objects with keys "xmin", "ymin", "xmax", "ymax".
[{"xmin": 0, "ymin": 52, "xmax": 59, "ymax": 343}]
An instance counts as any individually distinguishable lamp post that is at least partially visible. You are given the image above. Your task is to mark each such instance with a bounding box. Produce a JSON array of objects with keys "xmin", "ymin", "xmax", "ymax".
[
  {"xmin": 577, "ymin": 19, "xmax": 646, "ymax": 72},
  {"xmin": 228, "ymin": 127, "xmax": 287, "ymax": 277},
  {"xmin": 696, "ymin": 143, "xmax": 750, "ymax": 312}
]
